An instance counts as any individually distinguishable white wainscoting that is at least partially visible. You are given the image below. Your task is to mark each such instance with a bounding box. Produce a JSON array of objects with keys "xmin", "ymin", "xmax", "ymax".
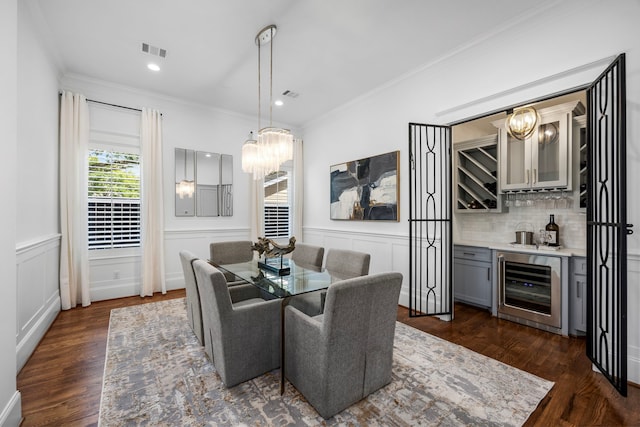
[
  {"xmin": 87, "ymin": 227, "xmax": 250, "ymax": 301},
  {"xmin": 303, "ymin": 227, "xmax": 412, "ymax": 306},
  {"xmin": 164, "ymin": 227, "xmax": 251, "ymax": 291},
  {"xmin": 89, "ymin": 248, "xmax": 142, "ymax": 301},
  {"xmin": 15, "ymin": 234, "xmax": 61, "ymax": 372}
]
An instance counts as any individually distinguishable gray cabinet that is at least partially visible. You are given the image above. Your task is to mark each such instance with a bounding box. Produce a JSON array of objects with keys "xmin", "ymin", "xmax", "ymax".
[
  {"xmin": 454, "ymin": 245, "xmax": 492, "ymax": 309},
  {"xmin": 569, "ymin": 256, "xmax": 587, "ymax": 335}
]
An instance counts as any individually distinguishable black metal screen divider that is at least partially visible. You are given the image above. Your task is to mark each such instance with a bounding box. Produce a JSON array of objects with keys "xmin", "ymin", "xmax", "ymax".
[
  {"xmin": 408, "ymin": 123, "xmax": 452, "ymax": 317},
  {"xmin": 586, "ymin": 53, "xmax": 632, "ymax": 397}
]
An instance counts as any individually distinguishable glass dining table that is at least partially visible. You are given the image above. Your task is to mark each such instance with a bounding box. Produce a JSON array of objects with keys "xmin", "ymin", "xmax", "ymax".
[{"xmin": 210, "ymin": 257, "xmax": 339, "ymax": 394}]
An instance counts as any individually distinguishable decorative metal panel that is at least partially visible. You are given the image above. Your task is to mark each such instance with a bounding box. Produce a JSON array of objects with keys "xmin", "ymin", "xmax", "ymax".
[
  {"xmin": 586, "ymin": 53, "xmax": 632, "ymax": 397},
  {"xmin": 408, "ymin": 123, "xmax": 452, "ymax": 317}
]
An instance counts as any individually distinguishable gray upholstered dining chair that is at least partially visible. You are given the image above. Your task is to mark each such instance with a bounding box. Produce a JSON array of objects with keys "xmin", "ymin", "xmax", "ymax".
[
  {"xmin": 290, "ymin": 243, "xmax": 324, "ymax": 270},
  {"xmin": 284, "ymin": 272, "xmax": 403, "ymax": 419},
  {"xmin": 179, "ymin": 250, "xmax": 204, "ymax": 345},
  {"xmin": 325, "ymin": 248, "xmax": 371, "ymax": 279},
  {"xmin": 209, "ymin": 240, "xmax": 254, "ymax": 285},
  {"xmin": 290, "ymin": 248, "xmax": 370, "ymax": 316},
  {"xmin": 192, "ymin": 260, "xmax": 281, "ymax": 388}
]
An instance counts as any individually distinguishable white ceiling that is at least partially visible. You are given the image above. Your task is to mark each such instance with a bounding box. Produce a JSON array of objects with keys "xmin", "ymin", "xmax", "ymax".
[{"xmin": 30, "ymin": 0, "xmax": 550, "ymax": 127}]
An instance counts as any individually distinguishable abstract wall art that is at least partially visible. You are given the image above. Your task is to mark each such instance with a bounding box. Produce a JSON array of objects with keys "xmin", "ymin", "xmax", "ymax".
[{"xmin": 330, "ymin": 150, "xmax": 399, "ymax": 221}]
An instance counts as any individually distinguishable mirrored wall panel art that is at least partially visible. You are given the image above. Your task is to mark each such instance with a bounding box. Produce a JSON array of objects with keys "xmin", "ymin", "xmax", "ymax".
[{"xmin": 175, "ymin": 148, "xmax": 233, "ymax": 217}]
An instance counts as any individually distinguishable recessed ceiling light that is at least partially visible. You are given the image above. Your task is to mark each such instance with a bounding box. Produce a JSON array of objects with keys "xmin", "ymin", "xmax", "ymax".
[
  {"xmin": 274, "ymin": 99, "xmax": 284, "ymax": 106},
  {"xmin": 147, "ymin": 63, "xmax": 160, "ymax": 72}
]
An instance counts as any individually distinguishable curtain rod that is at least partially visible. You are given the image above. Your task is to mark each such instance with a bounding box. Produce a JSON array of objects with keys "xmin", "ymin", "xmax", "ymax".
[
  {"xmin": 58, "ymin": 92, "xmax": 161, "ymax": 115},
  {"xmin": 86, "ymin": 98, "xmax": 142, "ymax": 113}
]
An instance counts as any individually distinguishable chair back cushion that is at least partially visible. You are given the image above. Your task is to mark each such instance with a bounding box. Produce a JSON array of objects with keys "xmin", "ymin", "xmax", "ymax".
[
  {"xmin": 325, "ymin": 249, "xmax": 370, "ymax": 278},
  {"xmin": 291, "ymin": 243, "xmax": 324, "ymax": 269},
  {"xmin": 209, "ymin": 240, "xmax": 253, "ymax": 264}
]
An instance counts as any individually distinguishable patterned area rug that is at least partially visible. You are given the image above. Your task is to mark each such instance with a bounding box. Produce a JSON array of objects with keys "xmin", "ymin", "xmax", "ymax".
[{"xmin": 99, "ymin": 298, "xmax": 553, "ymax": 426}]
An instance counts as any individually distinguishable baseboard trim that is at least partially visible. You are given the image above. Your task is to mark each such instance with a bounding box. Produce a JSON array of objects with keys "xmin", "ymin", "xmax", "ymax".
[
  {"xmin": 16, "ymin": 294, "xmax": 61, "ymax": 372},
  {"xmin": 0, "ymin": 391, "xmax": 21, "ymax": 427},
  {"xmin": 628, "ymin": 344, "xmax": 640, "ymax": 386},
  {"xmin": 91, "ymin": 282, "xmax": 139, "ymax": 302},
  {"xmin": 91, "ymin": 277, "xmax": 184, "ymax": 302},
  {"xmin": 166, "ymin": 274, "xmax": 185, "ymax": 292}
]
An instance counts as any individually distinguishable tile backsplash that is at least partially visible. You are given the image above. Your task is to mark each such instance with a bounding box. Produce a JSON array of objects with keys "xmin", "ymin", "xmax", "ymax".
[{"xmin": 453, "ymin": 204, "xmax": 586, "ymax": 249}]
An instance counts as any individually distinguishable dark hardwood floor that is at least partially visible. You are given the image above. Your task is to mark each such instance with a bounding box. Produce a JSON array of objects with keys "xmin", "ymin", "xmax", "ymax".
[
  {"xmin": 17, "ymin": 290, "xmax": 185, "ymax": 426},
  {"xmin": 397, "ymin": 303, "xmax": 640, "ymax": 427},
  {"xmin": 17, "ymin": 292, "xmax": 639, "ymax": 426}
]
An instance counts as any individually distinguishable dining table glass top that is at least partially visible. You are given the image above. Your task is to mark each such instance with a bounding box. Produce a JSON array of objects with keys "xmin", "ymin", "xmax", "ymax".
[{"xmin": 211, "ymin": 257, "xmax": 338, "ymax": 298}]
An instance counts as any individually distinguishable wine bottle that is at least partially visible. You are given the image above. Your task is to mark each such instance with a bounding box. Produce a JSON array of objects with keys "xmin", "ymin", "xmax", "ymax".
[{"xmin": 545, "ymin": 214, "xmax": 560, "ymax": 247}]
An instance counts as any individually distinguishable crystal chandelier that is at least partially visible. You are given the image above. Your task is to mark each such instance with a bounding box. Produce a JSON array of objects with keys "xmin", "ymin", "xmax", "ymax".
[{"xmin": 242, "ymin": 25, "xmax": 293, "ymax": 180}]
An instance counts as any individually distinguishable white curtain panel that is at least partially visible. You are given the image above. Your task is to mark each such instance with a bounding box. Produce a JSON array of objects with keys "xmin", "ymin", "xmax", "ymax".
[
  {"xmin": 59, "ymin": 91, "xmax": 90, "ymax": 310},
  {"xmin": 292, "ymin": 139, "xmax": 304, "ymax": 238},
  {"xmin": 140, "ymin": 108, "xmax": 166, "ymax": 297}
]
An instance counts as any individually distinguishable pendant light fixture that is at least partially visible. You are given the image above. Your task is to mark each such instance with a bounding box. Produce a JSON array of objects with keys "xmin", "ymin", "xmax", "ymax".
[
  {"xmin": 241, "ymin": 131, "xmax": 259, "ymax": 174},
  {"xmin": 506, "ymin": 106, "xmax": 539, "ymax": 140},
  {"xmin": 241, "ymin": 24, "xmax": 294, "ymax": 179}
]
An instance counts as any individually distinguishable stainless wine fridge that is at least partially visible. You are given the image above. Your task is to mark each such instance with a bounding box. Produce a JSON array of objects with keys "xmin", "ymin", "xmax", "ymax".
[{"xmin": 497, "ymin": 251, "xmax": 561, "ymax": 329}]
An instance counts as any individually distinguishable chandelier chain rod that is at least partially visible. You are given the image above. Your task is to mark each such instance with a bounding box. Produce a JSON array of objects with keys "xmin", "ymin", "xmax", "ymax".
[
  {"xmin": 269, "ymin": 26, "xmax": 273, "ymax": 127},
  {"xmin": 258, "ymin": 34, "xmax": 261, "ymax": 132}
]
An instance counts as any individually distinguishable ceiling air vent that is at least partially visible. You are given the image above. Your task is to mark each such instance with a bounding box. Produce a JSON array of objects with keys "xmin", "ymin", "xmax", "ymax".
[
  {"xmin": 282, "ymin": 90, "xmax": 299, "ymax": 99},
  {"xmin": 142, "ymin": 43, "xmax": 167, "ymax": 58}
]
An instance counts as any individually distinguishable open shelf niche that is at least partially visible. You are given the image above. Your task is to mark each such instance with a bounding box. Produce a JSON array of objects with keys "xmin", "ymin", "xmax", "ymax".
[{"xmin": 454, "ymin": 134, "xmax": 505, "ymax": 213}]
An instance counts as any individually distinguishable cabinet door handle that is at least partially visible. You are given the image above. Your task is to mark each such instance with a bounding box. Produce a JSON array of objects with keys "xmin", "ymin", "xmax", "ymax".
[
  {"xmin": 526, "ymin": 169, "xmax": 530, "ymax": 184},
  {"xmin": 576, "ymin": 280, "xmax": 581, "ymax": 298},
  {"xmin": 533, "ymin": 168, "xmax": 537, "ymax": 184},
  {"xmin": 487, "ymin": 267, "xmax": 490, "ymax": 281},
  {"xmin": 463, "ymin": 252, "xmax": 475, "ymax": 256}
]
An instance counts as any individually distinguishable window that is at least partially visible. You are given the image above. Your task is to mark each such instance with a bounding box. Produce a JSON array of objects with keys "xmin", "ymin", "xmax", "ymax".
[
  {"xmin": 264, "ymin": 170, "xmax": 290, "ymax": 238},
  {"xmin": 88, "ymin": 150, "xmax": 141, "ymax": 249}
]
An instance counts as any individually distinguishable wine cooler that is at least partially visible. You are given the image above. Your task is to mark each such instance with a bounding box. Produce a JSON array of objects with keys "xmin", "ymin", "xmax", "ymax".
[{"xmin": 497, "ymin": 251, "xmax": 561, "ymax": 329}]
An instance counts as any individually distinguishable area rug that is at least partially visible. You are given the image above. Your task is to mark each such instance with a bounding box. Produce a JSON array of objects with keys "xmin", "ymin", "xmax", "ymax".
[{"xmin": 98, "ymin": 298, "xmax": 553, "ymax": 426}]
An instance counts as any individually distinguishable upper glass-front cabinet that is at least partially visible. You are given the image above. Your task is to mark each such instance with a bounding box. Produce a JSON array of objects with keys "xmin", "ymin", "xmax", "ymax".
[{"xmin": 494, "ymin": 100, "xmax": 584, "ymax": 192}]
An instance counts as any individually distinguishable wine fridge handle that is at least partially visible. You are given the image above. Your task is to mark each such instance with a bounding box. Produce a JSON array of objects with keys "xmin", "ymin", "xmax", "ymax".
[{"xmin": 497, "ymin": 254, "xmax": 505, "ymax": 305}]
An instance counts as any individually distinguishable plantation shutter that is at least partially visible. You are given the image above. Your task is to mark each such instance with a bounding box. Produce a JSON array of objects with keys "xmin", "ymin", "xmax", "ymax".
[
  {"xmin": 264, "ymin": 171, "xmax": 290, "ymax": 238},
  {"xmin": 88, "ymin": 150, "xmax": 141, "ymax": 249}
]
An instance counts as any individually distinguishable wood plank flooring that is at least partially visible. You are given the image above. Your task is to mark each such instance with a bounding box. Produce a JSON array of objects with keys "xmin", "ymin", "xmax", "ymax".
[
  {"xmin": 17, "ymin": 293, "xmax": 640, "ymax": 426},
  {"xmin": 397, "ymin": 303, "xmax": 640, "ymax": 426}
]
